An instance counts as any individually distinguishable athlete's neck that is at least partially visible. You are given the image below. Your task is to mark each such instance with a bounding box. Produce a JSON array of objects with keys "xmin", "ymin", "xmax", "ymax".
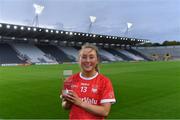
[{"xmin": 81, "ymin": 70, "xmax": 97, "ymax": 78}]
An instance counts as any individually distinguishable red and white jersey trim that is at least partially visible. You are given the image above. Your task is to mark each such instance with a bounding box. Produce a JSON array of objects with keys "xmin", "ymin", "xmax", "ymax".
[
  {"xmin": 100, "ymin": 99, "xmax": 116, "ymax": 104},
  {"xmin": 80, "ymin": 72, "xmax": 99, "ymax": 80}
]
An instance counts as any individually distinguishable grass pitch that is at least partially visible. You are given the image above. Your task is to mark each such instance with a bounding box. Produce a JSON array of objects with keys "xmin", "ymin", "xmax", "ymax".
[{"xmin": 0, "ymin": 61, "xmax": 180, "ymax": 119}]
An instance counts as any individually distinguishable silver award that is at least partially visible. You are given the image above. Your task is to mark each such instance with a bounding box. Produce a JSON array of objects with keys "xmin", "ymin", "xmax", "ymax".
[{"xmin": 62, "ymin": 70, "xmax": 73, "ymax": 95}]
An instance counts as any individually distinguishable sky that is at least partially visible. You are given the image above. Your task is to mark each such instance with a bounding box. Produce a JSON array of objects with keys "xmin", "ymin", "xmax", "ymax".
[{"xmin": 0, "ymin": 0, "xmax": 180, "ymax": 43}]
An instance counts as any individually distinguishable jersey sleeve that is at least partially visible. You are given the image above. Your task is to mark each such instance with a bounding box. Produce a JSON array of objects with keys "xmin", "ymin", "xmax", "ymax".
[{"xmin": 100, "ymin": 77, "xmax": 116, "ymax": 104}]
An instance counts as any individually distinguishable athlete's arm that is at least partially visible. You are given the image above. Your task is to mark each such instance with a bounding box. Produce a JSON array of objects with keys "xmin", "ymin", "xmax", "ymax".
[
  {"xmin": 81, "ymin": 102, "xmax": 111, "ymax": 117},
  {"xmin": 65, "ymin": 91, "xmax": 111, "ymax": 117}
]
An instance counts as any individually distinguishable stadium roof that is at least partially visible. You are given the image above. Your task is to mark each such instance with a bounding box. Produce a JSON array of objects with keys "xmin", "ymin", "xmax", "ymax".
[{"xmin": 0, "ymin": 23, "xmax": 149, "ymax": 47}]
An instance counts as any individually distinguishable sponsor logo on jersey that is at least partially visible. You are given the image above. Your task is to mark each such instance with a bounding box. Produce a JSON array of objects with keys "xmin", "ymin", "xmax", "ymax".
[{"xmin": 81, "ymin": 97, "xmax": 98, "ymax": 105}]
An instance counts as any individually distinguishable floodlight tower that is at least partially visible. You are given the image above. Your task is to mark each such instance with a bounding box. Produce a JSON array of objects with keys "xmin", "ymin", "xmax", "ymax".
[
  {"xmin": 32, "ymin": 3, "xmax": 44, "ymax": 27},
  {"xmin": 124, "ymin": 22, "xmax": 133, "ymax": 37},
  {"xmin": 88, "ymin": 16, "xmax": 96, "ymax": 33}
]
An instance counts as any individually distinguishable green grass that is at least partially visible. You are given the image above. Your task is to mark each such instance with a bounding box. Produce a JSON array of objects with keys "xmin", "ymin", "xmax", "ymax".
[{"xmin": 0, "ymin": 61, "xmax": 180, "ymax": 119}]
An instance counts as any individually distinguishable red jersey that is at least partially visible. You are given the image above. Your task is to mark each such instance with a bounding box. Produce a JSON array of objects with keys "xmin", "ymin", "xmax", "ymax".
[{"xmin": 65, "ymin": 72, "xmax": 116, "ymax": 119}]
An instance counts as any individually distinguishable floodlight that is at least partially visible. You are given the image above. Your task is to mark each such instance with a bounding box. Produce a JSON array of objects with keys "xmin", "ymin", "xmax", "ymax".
[
  {"xmin": 90, "ymin": 16, "xmax": 96, "ymax": 23},
  {"xmin": 56, "ymin": 30, "xmax": 59, "ymax": 34},
  {"xmin": 0, "ymin": 24, "xmax": 2, "ymax": 27},
  {"xmin": 45, "ymin": 29, "xmax": 49, "ymax": 32},
  {"xmin": 27, "ymin": 27, "xmax": 31, "ymax": 31},
  {"xmin": 69, "ymin": 32, "xmax": 73, "ymax": 35},
  {"xmin": 20, "ymin": 26, "xmax": 24, "ymax": 30},
  {"xmin": 124, "ymin": 22, "xmax": 133, "ymax": 37},
  {"xmin": 88, "ymin": 16, "xmax": 96, "ymax": 33},
  {"xmin": 33, "ymin": 3, "xmax": 44, "ymax": 15},
  {"xmin": 14, "ymin": 26, "xmax": 17, "ymax": 29},
  {"xmin": 127, "ymin": 22, "xmax": 133, "ymax": 29},
  {"xmin": 6, "ymin": 25, "xmax": 10, "ymax": 29},
  {"xmin": 131, "ymin": 38, "xmax": 134, "ymax": 41},
  {"xmin": 32, "ymin": 3, "xmax": 44, "ymax": 27},
  {"xmin": 33, "ymin": 28, "xmax": 37, "ymax": 31}
]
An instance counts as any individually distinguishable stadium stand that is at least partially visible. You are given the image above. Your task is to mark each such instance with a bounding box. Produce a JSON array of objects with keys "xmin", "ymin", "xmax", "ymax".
[
  {"xmin": 126, "ymin": 49, "xmax": 151, "ymax": 61},
  {"xmin": 0, "ymin": 43, "xmax": 26, "ymax": 64},
  {"xmin": 1, "ymin": 41, "xmax": 180, "ymax": 65},
  {"xmin": 36, "ymin": 44, "xmax": 73, "ymax": 63},
  {"xmin": 99, "ymin": 48, "xmax": 123, "ymax": 61},
  {"xmin": 104, "ymin": 48, "xmax": 133, "ymax": 61},
  {"xmin": 118, "ymin": 49, "xmax": 144, "ymax": 61},
  {"xmin": 134, "ymin": 46, "xmax": 180, "ymax": 61},
  {"xmin": 58, "ymin": 46, "xmax": 78, "ymax": 61},
  {"xmin": 11, "ymin": 43, "xmax": 56, "ymax": 63}
]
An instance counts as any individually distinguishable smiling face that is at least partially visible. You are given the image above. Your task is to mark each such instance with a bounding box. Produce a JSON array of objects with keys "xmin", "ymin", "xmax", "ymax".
[{"xmin": 79, "ymin": 47, "xmax": 99, "ymax": 76}]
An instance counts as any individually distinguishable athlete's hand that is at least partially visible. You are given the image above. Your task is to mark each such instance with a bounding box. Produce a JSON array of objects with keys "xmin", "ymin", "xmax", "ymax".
[
  {"xmin": 66, "ymin": 91, "xmax": 83, "ymax": 106},
  {"xmin": 60, "ymin": 94, "xmax": 72, "ymax": 109}
]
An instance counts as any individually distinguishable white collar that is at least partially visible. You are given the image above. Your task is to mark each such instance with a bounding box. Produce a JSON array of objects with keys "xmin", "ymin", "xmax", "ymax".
[{"xmin": 80, "ymin": 72, "xmax": 98, "ymax": 80}]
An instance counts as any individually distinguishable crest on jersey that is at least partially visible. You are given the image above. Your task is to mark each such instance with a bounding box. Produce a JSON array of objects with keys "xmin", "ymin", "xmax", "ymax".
[{"xmin": 92, "ymin": 85, "xmax": 98, "ymax": 93}]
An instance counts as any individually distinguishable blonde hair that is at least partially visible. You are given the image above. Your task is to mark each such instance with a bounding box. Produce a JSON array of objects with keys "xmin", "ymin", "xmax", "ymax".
[{"xmin": 79, "ymin": 43, "xmax": 100, "ymax": 72}]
